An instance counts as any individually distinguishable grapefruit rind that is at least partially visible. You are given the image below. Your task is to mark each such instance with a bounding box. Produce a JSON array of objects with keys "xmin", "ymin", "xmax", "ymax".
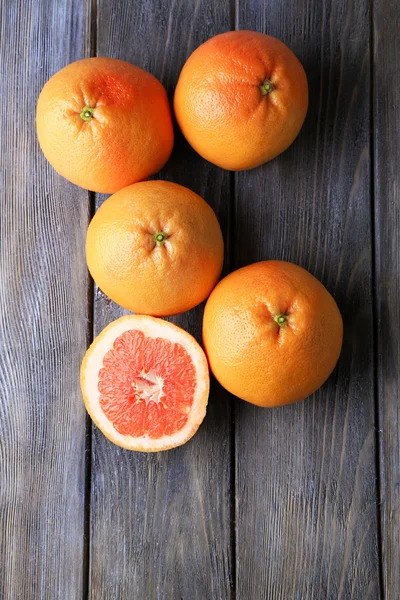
[{"xmin": 80, "ymin": 315, "xmax": 209, "ymax": 451}]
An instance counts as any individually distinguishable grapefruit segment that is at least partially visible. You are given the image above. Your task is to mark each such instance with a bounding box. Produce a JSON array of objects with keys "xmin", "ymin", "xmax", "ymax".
[{"xmin": 81, "ymin": 315, "xmax": 209, "ymax": 451}]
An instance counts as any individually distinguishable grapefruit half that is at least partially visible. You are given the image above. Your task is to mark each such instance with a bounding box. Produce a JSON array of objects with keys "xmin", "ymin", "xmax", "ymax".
[{"xmin": 80, "ymin": 315, "xmax": 209, "ymax": 451}]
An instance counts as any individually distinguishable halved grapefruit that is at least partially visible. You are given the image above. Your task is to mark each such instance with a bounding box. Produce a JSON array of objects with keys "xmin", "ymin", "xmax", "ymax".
[{"xmin": 80, "ymin": 315, "xmax": 209, "ymax": 451}]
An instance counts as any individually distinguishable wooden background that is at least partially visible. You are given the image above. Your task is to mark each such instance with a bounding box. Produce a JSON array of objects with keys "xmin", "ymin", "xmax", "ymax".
[{"xmin": 0, "ymin": 0, "xmax": 398, "ymax": 598}]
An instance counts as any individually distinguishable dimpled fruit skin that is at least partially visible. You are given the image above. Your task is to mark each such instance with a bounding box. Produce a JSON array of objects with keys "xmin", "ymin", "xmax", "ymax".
[
  {"xmin": 174, "ymin": 30, "xmax": 308, "ymax": 171},
  {"xmin": 202, "ymin": 261, "xmax": 343, "ymax": 407},
  {"xmin": 36, "ymin": 57, "xmax": 174, "ymax": 193},
  {"xmin": 86, "ymin": 180, "xmax": 224, "ymax": 317}
]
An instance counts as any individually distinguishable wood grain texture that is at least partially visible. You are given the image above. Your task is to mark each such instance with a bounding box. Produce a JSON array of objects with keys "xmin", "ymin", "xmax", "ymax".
[
  {"xmin": 0, "ymin": 1, "xmax": 91, "ymax": 599},
  {"xmin": 373, "ymin": 1, "xmax": 400, "ymax": 598},
  {"xmin": 234, "ymin": 1, "xmax": 380, "ymax": 598},
  {"xmin": 89, "ymin": 2, "xmax": 233, "ymax": 598}
]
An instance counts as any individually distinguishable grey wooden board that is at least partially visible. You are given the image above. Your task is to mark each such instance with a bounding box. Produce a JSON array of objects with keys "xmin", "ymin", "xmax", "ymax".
[
  {"xmin": 2, "ymin": 0, "xmax": 400, "ymax": 598},
  {"xmin": 373, "ymin": 0, "xmax": 400, "ymax": 598},
  {"xmin": 0, "ymin": 1, "xmax": 91, "ymax": 599},
  {"xmin": 88, "ymin": 1, "xmax": 233, "ymax": 599},
  {"xmin": 234, "ymin": 0, "xmax": 380, "ymax": 599}
]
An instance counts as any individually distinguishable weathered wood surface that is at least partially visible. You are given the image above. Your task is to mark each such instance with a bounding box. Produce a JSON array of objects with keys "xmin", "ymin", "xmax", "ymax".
[
  {"xmin": 1, "ymin": 0, "xmax": 400, "ymax": 598},
  {"xmin": 373, "ymin": 1, "xmax": 400, "ymax": 598},
  {"xmin": 88, "ymin": 2, "xmax": 233, "ymax": 599},
  {"xmin": 234, "ymin": 0, "xmax": 380, "ymax": 599},
  {"xmin": 0, "ymin": 1, "xmax": 90, "ymax": 599}
]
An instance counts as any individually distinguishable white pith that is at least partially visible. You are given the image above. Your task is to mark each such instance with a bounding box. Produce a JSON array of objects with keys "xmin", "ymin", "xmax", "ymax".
[
  {"xmin": 80, "ymin": 315, "xmax": 209, "ymax": 451},
  {"xmin": 133, "ymin": 369, "xmax": 164, "ymax": 405}
]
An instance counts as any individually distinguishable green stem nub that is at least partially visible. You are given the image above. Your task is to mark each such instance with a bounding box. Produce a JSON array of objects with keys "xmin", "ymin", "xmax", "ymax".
[
  {"xmin": 274, "ymin": 313, "xmax": 288, "ymax": 327},
  {"xmin": 260, "ymin": 79, "xmax": 275, "ymax": 96},
  {"xmin": 154, "ymin": 231, "xmax": 169, "ymax": 246},
  {"xmin": 80, "ymin": 106, "xmax": 95, "ymax": 121}
]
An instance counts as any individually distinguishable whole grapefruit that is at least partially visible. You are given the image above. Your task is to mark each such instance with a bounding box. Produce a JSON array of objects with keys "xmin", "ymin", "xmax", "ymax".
[
  {"xmin": 86, "ymin": 180, "xmax": 224, "ymax": 316},
  {"xmin": 36, "ymin": 57, "xmax": 174, "ymax": 193},
  {"xmin": 202, "ymin": 261, "xmax": 343, "ymax": 407},
  {"xmin": 174, "ymin": 30, "xmax": 308, "ymax": 170}
]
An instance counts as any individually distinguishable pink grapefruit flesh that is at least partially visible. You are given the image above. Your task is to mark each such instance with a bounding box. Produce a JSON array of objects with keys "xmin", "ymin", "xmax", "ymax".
[{"xmin": 80, "ymin": 315, "xmax": 209, "ymax": 451}]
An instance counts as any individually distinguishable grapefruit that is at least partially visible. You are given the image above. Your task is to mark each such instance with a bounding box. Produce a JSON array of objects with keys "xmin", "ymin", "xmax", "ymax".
[
  {"xmin": 85, "ymin": 180, "xmax": 224, "ymax": 316},
  {"xmin": 80, "ymin": 315, "xmax": 209, "ymax": 451},
  {"xmin": 202, "ymin": 261, "xmax": 343, "ymax": 407},
  {"xmin": 36, "ymin": 57, "xmax": 174, "ymax": 193},
  {"xmin": 174, "ymin": 30, "xmax": 308, "ymax": 170}
]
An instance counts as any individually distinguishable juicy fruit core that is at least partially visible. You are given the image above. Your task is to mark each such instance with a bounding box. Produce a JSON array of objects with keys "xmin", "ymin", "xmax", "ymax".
[
  {"xmin": 259, "ymin": 79, "xmax": 275, "ymax": 96},
  {"xmin": 80, "ymin": 106, "xmax": 95, "ymax": 121},
  {"xmin": 133, "ymin": 369, "xmax": 164, "ymax": 403},
  {"xmin": 98, "ymin": 329, "xmax": 196, "ymax": 439},
  {"xmin": 153, "ymin": 231, "xmax": 169, "ymax": 246}
]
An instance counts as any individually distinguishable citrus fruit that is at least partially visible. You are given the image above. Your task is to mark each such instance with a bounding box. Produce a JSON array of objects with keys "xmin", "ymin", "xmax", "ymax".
[
  {"xmin": 202, "ymin": 261, "xmax": 343, "ymax": 407},
  {"xmin": 174, "ymin": 30, "xmax": 308, "ymax": 170},
  {"xmin": 86, "ymin": 180, "xmax": 224, "ymax": 316},
  {"xmin": 80, "ymin": 315, "xmax": 209, "ymax": 451},
  {"xmin": 36, "ymin": 57, "xmax": 174, "ymax": 193}
]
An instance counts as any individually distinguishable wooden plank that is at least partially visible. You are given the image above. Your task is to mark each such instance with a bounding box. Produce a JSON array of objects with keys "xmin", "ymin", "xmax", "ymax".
[
  {"xmin": 89, "ymin": 2, "xmax": 233, "ymax": 598},
  {"xmin": 0, "ymin": 1, "xmax": 91, "ymax": 599},
  {"xmin": 373, "ymin": 1, "xmax": 400, "ymax": 597},
  {"xmin": 234, "ymin": 1, "xmax": 380, "ymax": 598}
]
